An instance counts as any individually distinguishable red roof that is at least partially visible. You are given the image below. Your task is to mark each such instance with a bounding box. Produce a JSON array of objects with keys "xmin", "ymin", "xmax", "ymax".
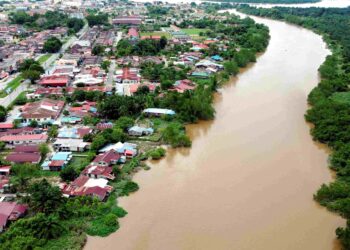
[
  {"xmin": 14, "ymin": 144, "xmax": 39, "ymax": 153},
  {"xmin": 128, "ymin": 28, "xmax": 139, "ymax": 38},
  {"xmin": 82, "ymin": 165, "xmax": 115, "ymax": 180},
  {"xmin": 6, "ymin": 153, "xmax": 41, "ymax": 163},
  {"xmin": 93, "ymin": 150, "xmax": 120, "ymax": 165},
  {"xmin": 0, "ymin": 124, "xmax": 13, "ymax": 129},
  {"xmin": 71, "ymin": 175, "xmax": 89, "ymax": 188},
  {"xmin": 141, "ymin": 35, "xmax": 161, "ymax": 40},
  {"xmin": 0, "ymin": 202, "xmax": 27, "ymax": 228},
  {"xmin": 118, "ymin": 67, "xmax": 140, "ymax": 81},
  {"xmin": 49, "ymin": 160, "xmax": 65, "ymax": 167},
  {"xmin": 96, "ymin": 123, "xmax": 113, "ymax": 131},
  {"xmin": 0, "ymin": 165, "xmax": 11, "ymax": 174},
  {"xmin": 39, "ymin": 75, "xmax": 70, "ymax": 87},
  {"xmin": 84, "ymin": 186, "xmax": 108, "ymax": 201},
  {"xmin": 0, "ymin": 134, "xmax": 48, "ymax": 142}
]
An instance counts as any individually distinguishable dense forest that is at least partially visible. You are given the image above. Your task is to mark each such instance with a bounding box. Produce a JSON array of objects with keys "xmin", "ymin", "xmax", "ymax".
[
  {"xmin": 9, "ymin": 10, "xmax": 84, "ymax": 33},
  {"xmin": 237, "ymin": 5, "xmax": 350, "ymax": 249},
  {"xmin": 208, "ymin": 0, "xmax": 320, "ymax": 4}
]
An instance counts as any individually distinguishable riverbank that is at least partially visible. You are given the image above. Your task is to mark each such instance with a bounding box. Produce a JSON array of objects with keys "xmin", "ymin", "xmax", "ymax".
[{"xmin": 85, "ymin": 8, "xmax": 344, "ymax": 250}]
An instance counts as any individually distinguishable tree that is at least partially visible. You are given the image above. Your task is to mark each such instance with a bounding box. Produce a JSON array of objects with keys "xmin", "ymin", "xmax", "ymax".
[
  {"xmin": 60, "ymin": 166, "xmax": 78, "ymax": 182},
  {"xmin": 224, "ymin": 60, "xmax": 239, "ymax": 76},
  {"xmin": 66, "ymin": 18, "xmax": 84, "ymax": 33},
  {"xmin": 48, "ymin": 125, "xmax": 58, "ymax": 138},
  {"xmin": 101, "ymin": 60, "xmax": 111, "ymax": 72},
  {"xmin": 90, "ymin": 134, "xmax": 107, "ymax": 151},
  {"xmin": 115, "ymin": 116, "xmax": 134, "ymax": 131},
  {"xmin": 39, "ymin": 143, "xmax": 50, "ymax": 158},
  {"xmin": 86, "ymin": 14, "xmax": 108, "ymax": 27},
  {"xmin": 43, "ymin": 37, "xmax": 62, "ymax": 53},
  {"xmin": 159, "ymin": 36, "xmax": 167, "ymax": 49},
  {"xmin": 22, "ymin": 70, "xmax": 41, "ymax": 84},
  {"xmin": 28, "ymin": 179, "xmax": 65, "ymax": 215},
  {"xmin": 19, "ymin": 59, "xmax": 43, "ymax": 72},
  {"xmin": 0, "ymin": 105, "xmax": 7, "ymax": 122},
  {"xmin": 92, "ymin": 45, "xmax": 105, "ymax": 55},
  {"xmin": 29, "ymin": 120, "xmax": 38, "ymax": 128}
]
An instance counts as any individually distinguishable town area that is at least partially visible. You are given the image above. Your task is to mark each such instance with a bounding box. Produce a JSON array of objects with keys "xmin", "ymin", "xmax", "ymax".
[{"xmin": 0, "ymin": 0, "xmax": 269, "ymax": 249}]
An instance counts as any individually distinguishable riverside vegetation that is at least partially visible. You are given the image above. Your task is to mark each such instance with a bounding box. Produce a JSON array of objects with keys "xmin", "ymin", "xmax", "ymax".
[
  {"xmin": 0, "ymin": 6, "xmax": 269, "ymax": 250},
  {"xmin": 237, "ymin": 5, "xmax": 350, "ymax": 249}
]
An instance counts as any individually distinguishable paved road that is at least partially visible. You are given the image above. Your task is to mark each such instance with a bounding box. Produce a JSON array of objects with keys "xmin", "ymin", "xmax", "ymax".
[
  {"xmin": 0, "ymin": 81, "xmax": 29, "ymax": 107},
  {"xmin": 106, "ymin": 60, "xmax": 116, "ymax": 86}
]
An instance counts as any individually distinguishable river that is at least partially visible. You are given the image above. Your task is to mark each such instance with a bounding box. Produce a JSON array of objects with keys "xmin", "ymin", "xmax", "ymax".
[{"xmin": 86, "ymin": 7, "xmax": 347, "ymax": 250}]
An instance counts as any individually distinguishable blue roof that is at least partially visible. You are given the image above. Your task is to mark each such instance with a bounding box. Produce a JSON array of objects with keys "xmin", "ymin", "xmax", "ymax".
[
  {"xmin": 143, "ymin": 108, "xmax": 176, "ymax": 115},
  {"xmin": 52, "ymin": 152, "xmax": 71, "ymax": 161},
  {"xmin": 211, "ymin": 55, "xmax": 223, "ymax": 61}
]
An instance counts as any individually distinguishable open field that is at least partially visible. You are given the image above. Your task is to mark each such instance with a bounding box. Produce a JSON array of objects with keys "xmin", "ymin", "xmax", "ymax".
[
  {"xmin": 140, "ymin": 31, "xmax": 171, "ymax": 39},
  {"xmin": 181, "ymin": 28, "xmax": 208, "ymax": 36}
]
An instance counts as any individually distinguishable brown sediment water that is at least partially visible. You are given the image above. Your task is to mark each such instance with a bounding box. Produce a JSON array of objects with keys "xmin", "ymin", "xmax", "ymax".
[{"xmin": 86, "ymin": 12, "xmax": 345, "ymax": 250}]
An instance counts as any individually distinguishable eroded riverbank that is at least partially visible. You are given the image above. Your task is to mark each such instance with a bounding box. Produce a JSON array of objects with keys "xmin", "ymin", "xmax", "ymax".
[{"xmin": 86, "ymin": 12, "xmax": 345, "ymax": 250}]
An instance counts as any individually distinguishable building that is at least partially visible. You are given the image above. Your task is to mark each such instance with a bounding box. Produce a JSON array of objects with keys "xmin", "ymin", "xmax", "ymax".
[
  {"xmin": 128, "ymin": 126, "xmax": 154, "ymax": 136},
  {"xmin": 113, "ymin": 16, "xmax": 142, "ymax": 26},
  {"xmin": 6, "ymin": 152, "xmax": 41, "ymax": 164},
  {"xmin": 57, "ymin": 127, "xmax": 92, "ymax": 139},
  {"xmin": 20, "ymin": 98, "xmax": 65, "ymax": 125},
  {"xmin": 53, "ymin": 138, "xmax": 89, "ymax": 152},
  {"xmin": 92, "ymin": 150, "xmax": 121, "ymax": 167},
  {"xmin": 0, "ymin": 134, "xmax": 48, "ymax": 148},
  {"xmin": 61, "ymin": 175, "xmax": 113, "ymax": 201},
  {"xmin": 128, "ymin": 27, "xmax": 139, "ymax": 40},
  {"xmin": 143, "ymin": 108, "xmax": 176, "ymax": 116},
  {"xmin": 0, "ymin": 202, "xmax": 28, "ymax": 232},
  {"xmin": 38, "ymin": 75, "xmax": 70, "ymax": 87},
  {"xmin": 42, "ymin": 152, "xmax": 72, "ymax": 171},
  {"xmin": 115, "ymin": 67, "xmax": 141, "ymax": 84},
  {"xmin": 81, "ymin": 165, "xmax": 115, "ymax": 180}
]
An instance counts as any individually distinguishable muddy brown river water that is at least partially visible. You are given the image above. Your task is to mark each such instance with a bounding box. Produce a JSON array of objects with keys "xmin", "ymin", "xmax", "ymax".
[{"xmin": 86, "ymin": 10, "xmax": 346, "ymax": 250}]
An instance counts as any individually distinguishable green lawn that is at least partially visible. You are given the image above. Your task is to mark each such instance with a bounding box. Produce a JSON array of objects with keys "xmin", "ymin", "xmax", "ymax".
[
  {"xmin": 181, "ymin": 28, "xmax": 208, "ymax": 36},
  {"xmin": 0, "ymin": 75, "xmax": 24, "ymax": 98},
  {"xmin": 38, "ymin": 54, "xmax": 52, "ymax": 64},
  {"xmin": 140, "ymin": 31, "xmax": 171, "ymax": 39},
  {"xmin": 67, "ymin": 156, "xmax": 89, "ymax": 172}
]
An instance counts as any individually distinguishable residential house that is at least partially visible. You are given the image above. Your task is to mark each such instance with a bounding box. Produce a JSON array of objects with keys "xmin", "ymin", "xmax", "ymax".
[
  {"xmin": 81, "ymin": 165, "xmax": 115, "ymax": 180},
  {"xmin": 128, "ymin": 126, "xmax": 154, "ymax": 136},
  {"xmin": 53, "ymin": 138, "xmax": 89, "ymax": 152},
  {"xmin": 61, "ymin": 175, "xmax": 113, "ymax": 201},
  {"xmin": 0, "ymin": 134, "xmax": 48, "ymax": 148},
  {"xmin": 115, "ymin": 67, "xmax": 141, "ymax": 84},
  {"xmin": 0, "ymin": 202, "xmax": 27, "ymax": 232},
  {"xmin": 38, "ymin": 75, "xmax": 70, "ymax": 87},
  {"xmin": 20, "ymin": 98, "xmax": 64, "ymax": 125},
  {"xmin": 143, "ymin": 108, "xmax": 176, "ymax": 116},
  {"xmin": 92, "ymin": 150, "xmax": 121, "ymax": 167}
]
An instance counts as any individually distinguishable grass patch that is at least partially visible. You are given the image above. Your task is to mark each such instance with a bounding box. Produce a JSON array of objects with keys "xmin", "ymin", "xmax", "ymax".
[
  {"xmin": 181, "ymin": 28, "xmax": 208, "ymax": 36},
  {"xmin": 38, "ymin": 54, "xmax": 52, "ymax": 64},
  {"xmin": 8, "ymin": 91, "xmax": 27, "ymax": 110},
  {"xmin": 0, "ymin": 75, "xmax": 24, "ymax": 98},
  {"xmin": 140, "ymin": 31, "xmax": 171, "ymax": 39},
  {"xmin": 67, "ymin": 156, "xmax": 89, "ymax": 172}
]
